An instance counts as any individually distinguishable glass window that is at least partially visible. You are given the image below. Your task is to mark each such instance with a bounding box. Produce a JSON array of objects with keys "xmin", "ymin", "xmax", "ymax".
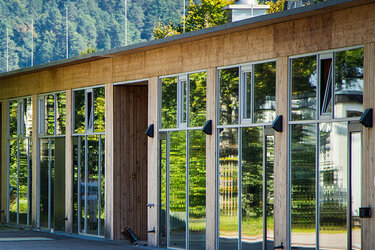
[
  {"xmin": 56, "ymin": 92, "xmax": 66, "ymax": 135},
  {"xmin": 188, "ymin": 130, "xmax": 206, "ymax": 250},
  {"xmin": 319, "ymin": 122, "xmax": 348, "ymax": 249},
  {"xmin": 290, "ymin": 124, "xmax": 316, "ymax": 248},
  {"xmin": 218, "ymin": 128, "xmax": 239, "ymax": 249},
  {"xmin": 94, "ymin": 88, "xmax": 105, "ymax": 133},
  {"xmin": 74, "ymin": 90, "xmax": 85, "ymax": 134},
  {"xmin": 45, "ymin": 95, "xmax": 55, "ymax": 135},
  {"xmin": 189, "ymin": 72, "xmax": 207, "ymax": 127},
  {"xmin": 253, "ymin": 62, "xmax": 276, "ymax": 123},
  {"xmin": 161, "ymin": 77, "xmax": 178, "ymax": 129},
  {"xmin": 243, "ymin": 71, "xmax": 252, "ymax": 120},
  {"xmin": 241, "ymin": 127, "xmax": 263, "ymax": 248},
  {"xmin": 219, "ymin": 68, "xmax": 239, "ymax": 125},
  {"xmin": 291, "ymin": 56, "xmax": 317, "ymax": 121},
  {"xmin": 334, "ymin": 48, "xmax": 364, "ymax": 118},
  {"xmin": 320, "ymin": 56, "xmax": 333, "ymax": 115}
]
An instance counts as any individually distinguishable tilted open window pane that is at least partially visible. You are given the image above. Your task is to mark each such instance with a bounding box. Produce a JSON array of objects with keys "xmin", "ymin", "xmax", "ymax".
[
  {"xmin": 189, "ymin": 72, "xmax": 207, "ymax": 127},
  {"xmin": 254, "ymin": 62, "xmax": 276, "ymax": 123},
  {"xmin": 290, "ymin": 124, "xmax": 316, "ymax": 248},
  {"xmin": 320, "ymin": 57, "xmax": 333, "ymax": 115},
  {"xmin": 291, "ymin": 56, "xmax": 317, "ymax": 121},
  {"xmin": 334, "ymin": 48, "xmax": 364, "ymax": 118},
  {"xmin": 23, "ymin": 98, "xmax": 33, "ymax": 137},
  {"xmin": 219, "ymin": 68, "xmax": 239, "ymax": 125},
  {"xmin": 94, "ymin": 87, "xmax": 105, "ymax": 133},
  {"xmin": 161, "ymin": 77, "xmax": 178, "ymax": 129},
  {"xmin": 243, "ymin": 71, "xmax": 252, "ymax": 120},
  {"xmin": 74, "ymin": 90, "xmax": 85, "ymax": 134}
]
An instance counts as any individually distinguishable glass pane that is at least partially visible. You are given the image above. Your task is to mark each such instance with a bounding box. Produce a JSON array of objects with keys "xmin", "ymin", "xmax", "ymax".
[
  {"xmin": 23, "ymin": 98, "xmax": 33, "ymax": 137},
  {"xmin": 40, "ymin": 139, "xmax": 49, "ymax": 228},
  {"xmin": 45, "ymin": 95, "xmax": 55, "ymax": 135},
  {"xmin": 53, "ymin": 137, "xmax": 66, "ymax": 231},
  {"xmin": 159, "ymin": 135, "xmax": 167, "ymax": 247},
  {"xmin": 180, "ymin": 80, "xmax": 187, "ymax": 124},
  {"xmin": 334, "ymin": 48, "xmax": 364, "ymax": 118},
  {"xmin": 219, "ymin": 128, "xmax": 238, "ymax": 249},
  {"xmin": 79, "ymin": 136, "xmax": 86, "ymax": 233},
  {"xmin": 290, "ymin": 124, "xmax": 316, "ymax": 248},
  {"xmin": 161, "ymin": 77, "xmax": 178, "ymax": 129},
  {"xmin": 9, "ymin": 139, "xmax": 18, "ymax": 223},
  {"xmin": 94, "ymin": 87, "xmax": 105, "ymax": 133},
  {"xmin": 320, "ymin": 58, "xmax": 333, "ymax": 114},
  {"xmin": 99, "ymin": 136, "xmax": 105, "ymax": 236},
  {"xmin": 9, "ymin": 100, "xmax": 18, "ymax": 138},
  {"xmin": 19, "ymin": 139, "xmax": 28, "ymax": 225},
  {"xmin": 266, "ymin": 136, "xmax": 274, "ymax": 250},
  {"xmin": 72, "ymin": 136, "xmax": 79, "ymax": 234},
  {"xmin": 189, "ymin": 72, "xmax": 207, "ymax": 127},
  {"xmin": 244, "ymin": 72, "xmax": 251, "ymax": 120},
  {"xmin": 169, "ymin": 131, "xmax": 186, "ymax": 249},
  {"xmin": 351, "ymin": 132, "xmax": 361, "ymax": 250},
  {"xmin": 254, "ymin": 62, "xmax": 276, "ymax": 123},
  {"xmin": 74, "ymin": 90, "xmax": 86, "ymax": 134},
  {"xmin": 291, "ymin": 56, "xmax": 317, "ymax": 121},
  {"xmin": 56, "ymin": 92, "xmax": 66, "ymax": 135},
  {"xmin": 219, "ymin": 68, "xmax": 239, "ymax": 125},
  {"xmin": 241, "ymin": 127, "xmax": 263, "ymax": 249},
  {"xmin": 189, "ymin": 130, "xmax": 206, "ymax": 250},
  {"xmin": 87, "ymin": 135, "xmax": 99, "ymax": 235},
  {"xmin": 319, "ymin": 123, "xmax": 348, "ymax": 250}
]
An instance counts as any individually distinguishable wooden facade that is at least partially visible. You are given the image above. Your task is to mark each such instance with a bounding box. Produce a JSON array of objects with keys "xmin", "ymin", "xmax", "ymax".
[{"xmin": 0, "ymin": 0, "xmax": 375, "ymax": 249}]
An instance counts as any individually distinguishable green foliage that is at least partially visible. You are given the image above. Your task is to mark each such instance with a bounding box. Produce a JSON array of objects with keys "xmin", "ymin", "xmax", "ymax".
[
  {"xmin": 154, "ymin": 0, "xmax": 235, "ymax": 39},
  {"xmin": 79, "ymin": 43, "xmax": 97, "ymax": 55},
  {"xmin": 0, "ymin": 0, "xmax": 187, "ymax": 73},
  {"xmin": 266, "ymin": 0, "xmax": 285, "ymax": 13}
]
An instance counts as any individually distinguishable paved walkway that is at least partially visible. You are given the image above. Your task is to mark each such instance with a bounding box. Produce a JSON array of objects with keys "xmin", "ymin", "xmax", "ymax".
[{"xmin": 0, "ymin": 230, "xmax": 160, "ymax": 250}]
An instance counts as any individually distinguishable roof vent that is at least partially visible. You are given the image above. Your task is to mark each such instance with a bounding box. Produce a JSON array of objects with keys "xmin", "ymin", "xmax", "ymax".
[{"xmin": 224, "ymin": 0, "xmax": 270, "ymax": 22}]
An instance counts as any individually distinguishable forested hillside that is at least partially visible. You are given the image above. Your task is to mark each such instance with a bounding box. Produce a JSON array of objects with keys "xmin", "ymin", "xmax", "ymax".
[{"xmin": 0, "ymin": 0, "xmax": 191, "ymax": 72}]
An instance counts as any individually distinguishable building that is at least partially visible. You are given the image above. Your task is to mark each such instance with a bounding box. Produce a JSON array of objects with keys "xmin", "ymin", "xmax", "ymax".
[{"xmin": 0, "ymin": 0, "xmax": 375, "ymax": 249}]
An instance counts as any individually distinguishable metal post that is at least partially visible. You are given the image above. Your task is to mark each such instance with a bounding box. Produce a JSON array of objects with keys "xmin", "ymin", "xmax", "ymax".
[
  {"xmin": 97, "ymin": 135, "xmax": 102, "ymax": 235},
  {"xmin": 6, "ymin": 27, "xmax": 9, "ymax": 72},
  {"xmin": 17, "ymin": 139, "xmax": 20, "ymax": 224},
  {"xmin": 31, "ymin": 19, "xmax": 34, "ymax": 67},
  {"xmin": 66, "ymin": 6, "xmax": 69, "ymax": 59},
  {"xmin": 183, "ymin": 0, "xmax": 186, "ymax": 33},
  {"xmin": 84, "ymin": 136, "xmax": 88, "ymax": 234},
  {"xmin": 124, "ymin": 0, "xmax": 127, "ymax": 46},
  {"xmin": 48, "ymin": 138, "xmax": 51, "ymax": 229},
  {"xmin": 77, "ymin": 137, "xmax": 81, "ymax": 233}
]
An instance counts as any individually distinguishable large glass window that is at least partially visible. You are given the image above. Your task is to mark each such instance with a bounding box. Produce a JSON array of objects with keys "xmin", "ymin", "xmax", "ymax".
[
  {"xmin": 7, "ymin": 97, "xmax": 32, "ymax": 226},
  {"xmin": 217, "ymin": 61, "xmax": 276, "ymax": 250},
  {"xmin": 37, "ymin": 92, "xmax": 66, "ymax": 231},
  {"xmin": 159, "ymin": 71, "xmax": 207, "ymax": 249},
  {"xmin": 72, "ymin": 86, "xmax": 105, "ymax": 236},
  {"xmin": 290, "ymin": 48, "xmax": 363, "ymax": 121},
  {"xmin": 289, "ymin": 47, "xmax": 364, "ymax": 250}
]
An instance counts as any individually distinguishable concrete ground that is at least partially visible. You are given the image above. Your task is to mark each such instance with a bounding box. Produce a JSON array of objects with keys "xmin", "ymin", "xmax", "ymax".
[{"xmin": 0, "ymin": 229, "xmax": 160, "ymax": 250}]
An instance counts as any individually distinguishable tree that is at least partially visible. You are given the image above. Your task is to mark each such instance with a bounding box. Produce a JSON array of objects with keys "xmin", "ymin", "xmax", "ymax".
[{"xmin": 153, "ymin": 0, "xmax": 235, "ymax": 39}]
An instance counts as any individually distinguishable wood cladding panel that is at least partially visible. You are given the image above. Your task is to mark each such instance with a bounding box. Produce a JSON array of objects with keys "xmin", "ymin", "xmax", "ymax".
[{"xmin": 113, "ymin": 85, "xmax": 148, "ymax": 241}]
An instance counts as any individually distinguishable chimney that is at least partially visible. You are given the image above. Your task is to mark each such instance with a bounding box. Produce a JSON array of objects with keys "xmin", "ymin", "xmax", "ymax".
[{"xmin": 224, "ymin": 0, "xmax": 270, "ymax": 22}]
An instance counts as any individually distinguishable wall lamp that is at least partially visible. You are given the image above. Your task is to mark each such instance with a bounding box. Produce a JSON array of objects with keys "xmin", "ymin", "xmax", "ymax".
[
  {"xmin": 360, "ymin": 108, "xmax": 373, "ymax": 127},
  {"xmin": 272, "ymin": 115, "xmax": 283, "ymax": 132},
  {"xmin": 145, "ymin": 124, "xmax": 154, "ymax": 138}
]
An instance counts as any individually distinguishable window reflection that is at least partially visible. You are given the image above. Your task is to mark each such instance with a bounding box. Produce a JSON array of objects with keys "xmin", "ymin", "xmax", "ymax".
[
  {"xmin": 241, "ymin": 127, "xmax": 263, "ymax": 248},
  {"xmin": 351, "ymin": 132, "xmax": 361, "ymax": 250},
  {"xmin": 253, "ymin": 62, "xmax": 276, "ymax": 123},
  {"xmin": 290, "ymin": 124, "xmax": 316, "ymax": 248},
  {"xmin": 219, "ymin": 128, "xmax": 239, "ymax": 249},
  {"xmin": 189, "ymin": 72, "xmax": 207, "ymax": 127},
  {"xmin": 319, "ymin": 123, "xmax": 348, "ymax": 250},
  {"xmin": 219, "ymin": 68, "xmax": 239, "ymax": 125},
  {"xmin": 189, "ymin": 130, "xmax": 206, "ymax": 250},
  {"xmin": 291, "ymin": 56, "xmax": 317, "ymax": 121},
  {"xmin": 74, "ymin": 90, "xmax": 85, "ymax": 134},
  {"xmin": 334, "ymin": 48, "xmax": 364, "ymax": 118},
  {"xmin": 161, "ymin": 77, "xmax": 178, "ymax": 129}
]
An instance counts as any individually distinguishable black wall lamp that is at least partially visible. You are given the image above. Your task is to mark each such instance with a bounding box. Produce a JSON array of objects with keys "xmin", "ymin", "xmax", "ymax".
[
  {"xmin": 202, "ymin": 120, "xmax": 212, "ymax": 135},
  {"xmin": 145, "ymin": 124, "xmax": 154, "ymax": 138},
  {"xmin": 359, "ymin": 207, "xmax": 371, "ymax": 218},
  {"xmin": 360, "ymin": 108, "xmax": 373, "ymax": 127},
  {"xmin": 272, "ymin": 115, "xmax": 283, "ymax": 132}
]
